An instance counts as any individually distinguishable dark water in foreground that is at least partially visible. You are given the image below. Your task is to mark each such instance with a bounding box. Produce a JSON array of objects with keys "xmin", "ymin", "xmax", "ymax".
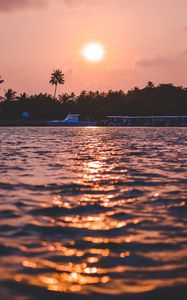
[{"xmin": 0, "ymin": 127, "xmax": 187, "ymax": 300}]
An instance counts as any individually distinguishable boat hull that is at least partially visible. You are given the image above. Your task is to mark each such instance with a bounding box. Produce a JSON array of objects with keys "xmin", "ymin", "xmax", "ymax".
[{"xmin": 47, "ymin": 121, "xmax": 96, "ymax": 127}]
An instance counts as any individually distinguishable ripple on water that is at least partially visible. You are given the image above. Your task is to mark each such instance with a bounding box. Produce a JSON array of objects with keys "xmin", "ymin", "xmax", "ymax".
[{"xmin": 0, "ymin": 127, "xmax": 187, "ymax": 300}]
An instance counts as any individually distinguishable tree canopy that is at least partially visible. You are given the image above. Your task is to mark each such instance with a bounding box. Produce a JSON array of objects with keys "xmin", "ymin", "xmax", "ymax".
[{"xmin": 0, "ymin": 82, "xmax": 187, "ymax": 120}]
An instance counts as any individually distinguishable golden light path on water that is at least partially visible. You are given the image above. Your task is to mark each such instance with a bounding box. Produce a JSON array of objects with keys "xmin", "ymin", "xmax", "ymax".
[{"xmin": 0, "ymin": 127, "xmax": 187, "ymax": 299}]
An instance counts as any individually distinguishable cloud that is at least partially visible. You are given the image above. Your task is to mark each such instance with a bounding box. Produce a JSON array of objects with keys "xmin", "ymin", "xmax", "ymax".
[
  {"xmin": 182, "ymin": 25, "xmax": 187, "ymax": 32},
  {"xmin": 135, "ymin": 50, "xmax": 187, "ymax": 69},
  {"xmin": 182, "ymin": 49, "xmax": 187, "ymax": 57},
  {"xmin": 135, "ymin": 55, "xmax": 171, "ymax": 68},
  {"xmin": 60, "ymin": 0, "xmax": 99, "ymax": 12},
  {"xmin": 63, "ymin": 0, "xmax": 80, "ymax": 7},
  {"xmin": 0, "ymin": 0, "xmax": 95, "ymax": 13},
  {"xmin": 0, "ymin": 0, "xmax": 47, "ymax": 12},
  {"xmin": 61, "ymin": 0, "xmax": 85, "ymax": 11}
]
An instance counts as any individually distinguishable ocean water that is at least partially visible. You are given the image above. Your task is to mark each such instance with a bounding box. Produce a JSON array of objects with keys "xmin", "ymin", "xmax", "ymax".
[{"xmin": 0, "ymin": 127, "xmax": 187, "ymax": 300}]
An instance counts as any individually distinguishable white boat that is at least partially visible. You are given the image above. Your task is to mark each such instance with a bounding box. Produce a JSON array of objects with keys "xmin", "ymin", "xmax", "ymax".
[{"xmin": 47, "ymin": 114, "xmax": 96, "ymax": 126}]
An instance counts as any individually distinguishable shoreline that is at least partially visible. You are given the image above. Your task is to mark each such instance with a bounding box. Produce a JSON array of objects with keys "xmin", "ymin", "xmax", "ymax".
[
  {"xmin": 1, "ymin": 115, "xmax": 187, "ymax": 127},
  {"xmin": 0, "ymin": 123, "xmax": 187, "ymax": 127}
]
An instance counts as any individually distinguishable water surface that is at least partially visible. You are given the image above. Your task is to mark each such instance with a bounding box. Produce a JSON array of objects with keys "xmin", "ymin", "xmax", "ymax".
[{"xmin": 0, "ymin": 127, "xmax": 187, "ymax": 300}]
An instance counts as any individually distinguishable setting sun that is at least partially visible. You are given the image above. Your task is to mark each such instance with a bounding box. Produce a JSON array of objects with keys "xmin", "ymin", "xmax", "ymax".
[{"xmin": 81, "ymin": 43, "xmax": 105, "ymax": 62}]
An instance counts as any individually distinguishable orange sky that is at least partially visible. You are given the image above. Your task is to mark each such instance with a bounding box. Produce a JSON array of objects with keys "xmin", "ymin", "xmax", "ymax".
[{"xmin": 0, "ymin": 0, "xmax": 187, "ymax": 95}]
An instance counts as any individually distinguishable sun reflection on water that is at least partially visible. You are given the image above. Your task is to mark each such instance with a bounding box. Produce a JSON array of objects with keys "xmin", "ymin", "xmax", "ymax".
[{"xmin": 1, "ymin": 127, "xmax": 187, "ymax": 298}]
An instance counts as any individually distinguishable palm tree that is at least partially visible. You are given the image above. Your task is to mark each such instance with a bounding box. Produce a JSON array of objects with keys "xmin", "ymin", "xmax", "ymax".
[
  {"xmin": 17, "ymin": 92, "xmax": 29, "ymax": 102},
  {"xmin": 4, "ymin": 88, "xmax": 17, "ymax": 101},
  {"xmin": 59, "ymin": 92, "xmax": 76, "ymax": 104},
  {"xmin": 0, "ymin": 76, "xmax": 4, "ymax": 86},
  {"xmin": 50, "ymin": 69, "xmax": 65, "ymax": 99},
  {"xmin": 146, "ymin": 81, "xmax": 155, "ymax": 88},
  {"xmin": 0, "ymin": 76, "xmax": 4, "ymax": 102}
]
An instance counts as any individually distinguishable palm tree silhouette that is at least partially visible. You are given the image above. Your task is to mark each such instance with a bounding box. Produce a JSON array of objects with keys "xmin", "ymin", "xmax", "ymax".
[
  {"xmin": 4, "ymin": 88, "xmax": 17, "ymax": 101},
  {"xmin": 0, "ymin": 76, "xmax": 4, "ymax": 93},
  {"xmin": 50, "ymin": 69, "xmax": 65, "ymax": 99},
  {"xmin": 0, "ymin": 76, "xmax": 4, "ymax": 101},
  {"xmin": 146, "ymin": 81, "xmax": 155, "ymax": 88},
  {"xmin": 0, "ymin": 76, "xmax": 4, "ymax": 85}
]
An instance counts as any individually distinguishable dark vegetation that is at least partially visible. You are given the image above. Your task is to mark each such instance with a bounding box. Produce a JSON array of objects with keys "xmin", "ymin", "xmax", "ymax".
[{"xmin": 0, "ymin": 80, "xmax": 187, "ymax": 121}]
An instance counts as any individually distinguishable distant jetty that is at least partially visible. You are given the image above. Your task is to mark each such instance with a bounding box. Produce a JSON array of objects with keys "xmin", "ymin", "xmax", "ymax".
[{"xmin": 0, "ymin": 115, "xmax": 187, "ymax": 127}]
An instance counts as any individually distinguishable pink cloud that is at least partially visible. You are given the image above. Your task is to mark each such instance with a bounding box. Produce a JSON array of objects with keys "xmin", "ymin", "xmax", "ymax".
[
  {"xmin": 0, "ymin": 0, "xmax": 92, "ymax": 13},
  {"xmin": 0, "ymin": 0, "xmax": 46, "ymax": 12},
  {"xmin": 136, "ymin": 50, "xmax": 187, "ymax": 68},
  {"xmin": 135, "ymin": 55, "xmax": 171, "ymax": 68},
  {"xmin": 61, "ymin": 0, "xmax": 98, "ymax": 12}
]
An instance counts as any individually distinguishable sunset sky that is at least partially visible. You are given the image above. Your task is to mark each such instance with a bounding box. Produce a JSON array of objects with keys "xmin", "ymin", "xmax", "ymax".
[{"xmin": 0, "ymin": 0, "xmax": 187, "ymax": 95}]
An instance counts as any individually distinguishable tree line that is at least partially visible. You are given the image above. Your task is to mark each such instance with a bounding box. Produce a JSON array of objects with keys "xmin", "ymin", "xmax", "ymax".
[{"xmin": 0, "ymin": 71, "xmax": 187, "ymax": 120}]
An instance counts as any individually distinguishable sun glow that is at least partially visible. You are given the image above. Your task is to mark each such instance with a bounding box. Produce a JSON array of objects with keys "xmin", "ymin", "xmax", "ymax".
[{"xmin": 82, "ymin": 43, "xmax": 105, "ymax": 62}]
